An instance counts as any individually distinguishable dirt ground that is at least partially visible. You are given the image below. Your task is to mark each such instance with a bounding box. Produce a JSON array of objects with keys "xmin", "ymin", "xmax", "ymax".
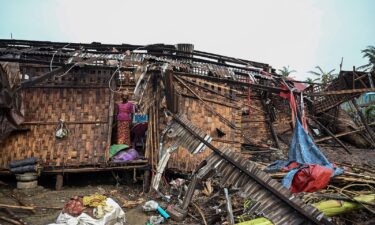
[
  {"xmin": 0, "ymin": 145, "xmax": 374, "ymax": 225},
  {"xmin": 0, "ymin": 172, "xmax": 155, "ymax": 225}
]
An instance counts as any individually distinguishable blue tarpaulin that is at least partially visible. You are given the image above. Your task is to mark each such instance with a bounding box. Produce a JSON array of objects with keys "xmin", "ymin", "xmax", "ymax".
[{"xmin": 266, "ymin": 119, "xmax": 344, "ymax": 189}]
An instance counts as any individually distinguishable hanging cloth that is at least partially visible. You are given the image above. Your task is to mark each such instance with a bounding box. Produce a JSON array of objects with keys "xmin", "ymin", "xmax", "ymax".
[
  {"xmin": 300, "ymin": 92, "xmax": 308, "ymax": 131},
  {"xmin": 279, "ymin": 83, "xmax": 307, "ymax": 131},
  {"xmin": 265, "ymin": 117, "xmax": 344, "ymax": 192}
]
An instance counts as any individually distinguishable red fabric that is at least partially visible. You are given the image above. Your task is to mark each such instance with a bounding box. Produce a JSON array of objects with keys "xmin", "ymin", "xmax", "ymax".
[
  {"xmin": 282, "ymin": 161, "xmax": 300, "ymax": 172},
  {"xmin": 279, "ymin": 84, "xmax": 290, "ymax": 99},
  {"xmin": 293, "ymin": 82, "xmax": 306, "ymax": 91},
  {"xmin": 279, "ymin": 84, "xmax": 309, "ymax": 131},
  {"xmin": 290, "ymin": 164, "xmax": 333, "ymax": 193},
  {"xmin": 117, "ymin": 121, "xmax": 131, "ymax": 145},
  {"xmin": 247, "ymin": 76, "xmax": 252, "ymax": 115}
]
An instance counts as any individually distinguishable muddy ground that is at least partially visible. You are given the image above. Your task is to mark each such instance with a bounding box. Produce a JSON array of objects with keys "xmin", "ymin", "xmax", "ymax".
[
  {"xmin": 0, "ymin": 172, "xmax": 168, "ymax": 225},
  {"xmin": 0, "ymin": 145, "xmax": 374, "ymax": 225}
]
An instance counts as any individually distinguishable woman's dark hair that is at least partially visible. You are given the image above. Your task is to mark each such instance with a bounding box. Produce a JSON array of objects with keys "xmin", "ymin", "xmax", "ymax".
[{"xmin": 121, "ymin": 94, "xmax": 128, "ymax": 103}]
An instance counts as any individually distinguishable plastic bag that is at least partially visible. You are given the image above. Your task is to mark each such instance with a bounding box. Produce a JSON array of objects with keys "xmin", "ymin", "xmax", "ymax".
[
  {"xmin": 290, "ymin": 164, "xmax": 333, "ymax": 193},
  {"xmin": 56, "ymin": 120, "xmax": 69, "ymax": 139}
]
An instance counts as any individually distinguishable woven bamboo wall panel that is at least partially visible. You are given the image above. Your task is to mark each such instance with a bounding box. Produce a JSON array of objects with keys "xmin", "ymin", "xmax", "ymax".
[
  {"xmin": 0, "ymin": 88, "xmax": 111, "ymax": 168},
  {"xmin": 241, "ymin": 95, "xmax": 271, "ymax": 145},
  {"xmin": 272, "ymin": 97, "xmax": 293, "ymax": 134},
  {"xmin": 167, "ymin": 78, "xmax": 242, "ymax": 172}
]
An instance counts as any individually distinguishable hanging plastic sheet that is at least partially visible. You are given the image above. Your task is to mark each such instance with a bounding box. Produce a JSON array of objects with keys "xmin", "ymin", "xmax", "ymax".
[
  {"xmin": 270, "ymin": 83, "xmax": 343, "ymax": 192},
  {"xmin": 266, "ymin": 119, "xmax": 344, "ymax": 192}
]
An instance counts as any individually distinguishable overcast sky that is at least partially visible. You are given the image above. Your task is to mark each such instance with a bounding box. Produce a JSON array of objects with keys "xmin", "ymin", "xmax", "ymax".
[{"xmin": 0, "ymin": 0, "xmax": 374, "ymax": 80}]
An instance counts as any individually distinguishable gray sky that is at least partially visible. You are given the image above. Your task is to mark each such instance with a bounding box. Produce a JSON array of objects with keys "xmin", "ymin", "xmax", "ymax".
[{"xmin": 0, "ymin": 0, "xmax": 374, "ymax": 80}]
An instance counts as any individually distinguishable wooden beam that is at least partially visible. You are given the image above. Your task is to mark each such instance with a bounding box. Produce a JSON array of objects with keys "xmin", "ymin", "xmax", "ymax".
[
  {"xmin": 312, "ymin": 118, "xmax": 352, "ymax": 154},
  {"xmin": 175, "ymin": 72, "xmax": 287, "ymax": 94},
  {"xmin": 42, "ymin": 164, "xmax": 148, "ymax": 173},
  {"xmin": 174, "ymin": 75, "xmax": 237, "ymax": 129},
  {"xmin": 18, "ymin": 66, "xmax": 65, "ymax": 90},
  {"xmin": 0, "ymin": 204, "xmax": 35, "ymax": 211},
  {"xmin": 106, "ymin": 81, "xmax": 115, "ymax": 161},
  {"xmin": 307, "ymin": 87, "xmax": 375, "ymax": 96},
  {"xmin": 315, "ymin": 122, "xmax": 375, "ymax": 143},
  {"xmin": 261, "ymin": 96, "xmax": 280, "ymax": 149}
]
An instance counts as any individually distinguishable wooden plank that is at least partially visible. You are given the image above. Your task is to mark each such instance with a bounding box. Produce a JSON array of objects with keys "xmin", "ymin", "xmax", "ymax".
[
  {"xmin": 314, "ymin": 122, "xmax": 375, "ymax": 143},
  {"xmin": 106, "ymin": 84, "xmax": 115, "ymax": 162},
  {"xmin": 312, "ymin": 118, "xmax": 352, "ymax": 154},
  {"xmin": 307, "ymin": 87, "xmax": 375, "ymax": 96}
]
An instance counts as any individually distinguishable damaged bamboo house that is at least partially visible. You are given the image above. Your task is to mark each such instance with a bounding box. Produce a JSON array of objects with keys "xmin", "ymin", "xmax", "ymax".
[{"xmin": 0, "ymin": 39, "xmax": 374, "ymax": 222}]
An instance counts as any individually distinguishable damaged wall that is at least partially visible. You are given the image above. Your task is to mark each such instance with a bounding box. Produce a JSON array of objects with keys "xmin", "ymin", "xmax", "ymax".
[
  {"xmin": 166, "ymin": 76, "xmax": 242, "ymax": 172},
  {"xmin": 0, "ymin": 65, "xmax": 113, "ymax": 168}
]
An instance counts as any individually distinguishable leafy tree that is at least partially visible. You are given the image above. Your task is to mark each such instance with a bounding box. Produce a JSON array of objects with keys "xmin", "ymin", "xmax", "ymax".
[
  {"xmin": 358, "ymin": 46, "xmax": 375, "ymax": 72},
  {"xmin": 278, "ymin": 66, "xmax": 296, "ymax": 77},
  {"xmin": 308, "ymin": 66, "xmax": 337, "ymax": 87},
  {"xmin": 305, "ymin": 77, "xmax": 319, "ymax": 84}
]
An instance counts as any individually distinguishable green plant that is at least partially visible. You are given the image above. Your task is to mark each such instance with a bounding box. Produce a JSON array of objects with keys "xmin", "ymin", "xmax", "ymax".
[
  {"xmin": 278, "ymin": 66, "xmax": 296, "ymax": 77},
  {"xmin": 305, "ymin": 77, "xmax": 319, "ymax": 83},
  {"xmin": 358, "ymin": 46, "xmax": 375, "ymax": 72},
  {"xmin": 308, "ymin": 66, "xmax": 337, "ymax": 88}
]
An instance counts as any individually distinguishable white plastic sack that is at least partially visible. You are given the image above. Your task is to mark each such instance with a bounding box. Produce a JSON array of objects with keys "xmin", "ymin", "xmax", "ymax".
[{"xmin": 49, "ymin": 198, "xmax": 126, "ymax": 225}]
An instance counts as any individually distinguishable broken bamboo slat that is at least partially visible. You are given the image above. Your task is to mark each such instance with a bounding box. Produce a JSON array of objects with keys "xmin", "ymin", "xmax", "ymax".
[
  {"xmin": 22, "ymin": 121, "xmax": 107, "ymax": 125},
  {"xmin": 0, "ymin": 203, "xmax": 35, "ymax": 210},
  {"xmin": 192, "ymin": 202, "xmax": 208, "ymax": 225},
  {"xmin": 4, "ymin": 209, "xmax": 28, "ymax": 225},
  {"xmin": 170, "ymin": 112, "xmax": 333, "ymax": 225},
  {"xmin": 174, "ymin": 75, "xmax": 237, "ymax": 129},
  {"xmin": 0, "ymin": 216, "xmax": 22, "ymax": 225},
  {"xmin": 312, "ymin": 118, "xmax": 352, "ymax": 154},
  {"xmin": 178, "ymin": 76, "xmax": 237, "ymax": 100},
  {"xmin": 179, "ymin": 93, "xmax": 239, "ymax": 109},
  {"xmin": 316, "ymin": 129, "xmax": 363, "ymax": 143},
  {"xmin": 307, "ymin": 87, "xmax": 375, "ymax": 96}
]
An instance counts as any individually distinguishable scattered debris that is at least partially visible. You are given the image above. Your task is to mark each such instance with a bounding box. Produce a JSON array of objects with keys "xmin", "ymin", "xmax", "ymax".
[{"xmin": 0, "ymin": 39, "xmax": 374, "ymax": 224}]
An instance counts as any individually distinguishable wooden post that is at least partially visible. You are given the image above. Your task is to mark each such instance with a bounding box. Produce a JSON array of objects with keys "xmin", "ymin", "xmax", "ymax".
[
  {"xmin": 351, "ymin": 99, "xmax": 375, "ymax": 144},
  {"xmin": 106, "ymin": 81, "xmax": 115, "ymax": 161},
  {"xmin": 312, "ymin": 118, "xmax": 352, "ymax": 154},
  {"xmin": 261, "ymin": 97, "xmax": 280, "ymax": 149},
  {"xmin": 55, "ymin": 174, "xmax": 63, "ymax": 190},
  {"xmin": 143, "ymin": 169, "xmax": 151, "ymax": 193}
]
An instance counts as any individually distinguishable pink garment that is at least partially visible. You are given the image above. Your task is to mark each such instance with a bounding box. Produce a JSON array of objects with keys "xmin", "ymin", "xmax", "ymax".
[{"xmin": 117, "ymin": 102, "xmax": 135, "ymax": 121}]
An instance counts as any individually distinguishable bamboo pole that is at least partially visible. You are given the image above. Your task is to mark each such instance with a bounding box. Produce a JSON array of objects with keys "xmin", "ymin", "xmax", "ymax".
[
  {"xmin": 0, "ymin": 204, "xmax": 35, "ymax": 210},
  {"xmin": 174, "ymin": 75, "xmax": 236, "ymax": 129},
  {"xmin": 312, "ymin": 118, "xmax": 352, "ymax": 154},
  {"xmin": 0, "ymin": 216, "xmax": 22, "ymax": 225}
]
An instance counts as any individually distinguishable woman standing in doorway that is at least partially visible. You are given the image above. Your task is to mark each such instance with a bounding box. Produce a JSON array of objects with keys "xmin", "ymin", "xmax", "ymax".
[{"xmin": 116, "ymin": 95, "xmax": 135, "ymax": 145}]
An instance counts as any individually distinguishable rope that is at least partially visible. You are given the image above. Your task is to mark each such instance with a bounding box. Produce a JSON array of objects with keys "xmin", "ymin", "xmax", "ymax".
[{"xmin": 50, "ymin": 43, "xmax": 71, "ymax": 72}]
